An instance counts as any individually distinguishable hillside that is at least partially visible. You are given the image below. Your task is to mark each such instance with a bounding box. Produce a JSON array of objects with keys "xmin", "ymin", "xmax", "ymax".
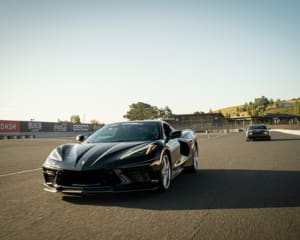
[{"xmin": 214, "ymin": 97, "xmax": 300, "ymax": 117}]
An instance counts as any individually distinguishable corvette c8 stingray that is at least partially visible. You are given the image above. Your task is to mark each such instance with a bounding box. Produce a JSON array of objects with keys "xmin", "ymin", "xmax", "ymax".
[{"xmin": 43, "ymin": 120, "xmax": 199, "ymax": 194}]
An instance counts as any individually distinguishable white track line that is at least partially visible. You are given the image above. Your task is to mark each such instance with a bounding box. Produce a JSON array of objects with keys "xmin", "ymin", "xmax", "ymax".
[
  {"xmin": 271, "ymin": 129, "xmax": 300, "ymax": 136},
  {"xmin": 0, "ymin": 168, "xmax": 42, "ymax": 177}
]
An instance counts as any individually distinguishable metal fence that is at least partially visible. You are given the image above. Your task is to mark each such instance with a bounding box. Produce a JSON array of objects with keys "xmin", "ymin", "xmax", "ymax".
[
  {"xmin": 168, "ymin": 119, "xmax": 300, "ymax": 133},
  {"xmin": 0, "ymin": 120, "xmax": 104, "ymax": 139}
]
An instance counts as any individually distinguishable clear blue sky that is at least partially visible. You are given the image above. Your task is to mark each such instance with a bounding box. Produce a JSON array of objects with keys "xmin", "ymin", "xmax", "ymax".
[{"xmin": 1, "ymin": 0, "xmax": 299, "ymax": 123}]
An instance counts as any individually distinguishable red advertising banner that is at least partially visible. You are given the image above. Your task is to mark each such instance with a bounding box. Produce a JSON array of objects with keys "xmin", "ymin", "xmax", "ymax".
[{"xmin": 0, "ymin": 120, "xmax": 20, "ymax": 132}]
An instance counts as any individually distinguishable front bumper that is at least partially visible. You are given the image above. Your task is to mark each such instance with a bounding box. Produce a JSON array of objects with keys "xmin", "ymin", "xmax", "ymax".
[
  {"xmin": 44, "ymin": 182, "xmax": 159, "ymax": 193},
  {"xmin": 43, "ymin": 166, "xmax": 161, "ymax": 193},
  {"xmin": 247, "ymin": 133, "xmax": 271, "ymax": 140}
]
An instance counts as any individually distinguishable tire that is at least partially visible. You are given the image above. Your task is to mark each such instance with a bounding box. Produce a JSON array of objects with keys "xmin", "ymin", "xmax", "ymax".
[
  {"xmin": 185, "ymin": 146, "xmax": 199, "ymax": 173},
  {"xmin": 159, "ymin": 153, "xmax": 172, "ymax": 191}
]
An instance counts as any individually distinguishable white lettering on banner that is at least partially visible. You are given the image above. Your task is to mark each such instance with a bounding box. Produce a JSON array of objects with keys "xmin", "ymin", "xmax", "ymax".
[
  {"xmin": 28, "ymin": 122, "xmax": 42, "ymax": 131},
  {"xmin": 54, "ymin": 124, "xmax": 67, "ymax": 132},
  {"xmin": 0, "ymin": 122, "xmax": 17, "ymax": 131},
  {"xmin": 73, "ymin": 125, "xmax": 89, "ymax": 131},
  {"xmin": 0, "ymin": 121, "xmax": 20, "ymax": 132}
]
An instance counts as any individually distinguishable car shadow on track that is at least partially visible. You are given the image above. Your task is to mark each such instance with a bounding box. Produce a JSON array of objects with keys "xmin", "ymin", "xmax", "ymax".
[{"xmin": 62, "ymin": 169, "xmax": 300, "ymax": 210}]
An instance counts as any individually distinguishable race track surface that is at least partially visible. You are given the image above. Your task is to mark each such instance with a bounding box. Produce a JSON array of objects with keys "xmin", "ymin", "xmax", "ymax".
[{"xmin": 0, "ymin": 132, "xmax": 299, "ymax": 240}]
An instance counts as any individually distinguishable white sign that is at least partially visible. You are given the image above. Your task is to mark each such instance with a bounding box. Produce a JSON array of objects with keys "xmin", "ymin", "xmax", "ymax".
[
  {"xmin": 73, "ymin": 124, "xmax": 89, "ymax": 131},
  {"xmin": 28, "ymin": 122, "xmax": 42, "ymax": 131},
  {"xmin": 54, "ymin": 123, "xmax": 67, "ymax": 132}
]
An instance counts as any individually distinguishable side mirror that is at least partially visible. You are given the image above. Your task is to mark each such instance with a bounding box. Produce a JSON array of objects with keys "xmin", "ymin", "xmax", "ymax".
[
  {"xmin": 169, "ymin": 130, "xmax": 182, "ymax": 139},
  {"xmin": 76, "ymin": 135, "xmax": 85, "ymax": 142}
]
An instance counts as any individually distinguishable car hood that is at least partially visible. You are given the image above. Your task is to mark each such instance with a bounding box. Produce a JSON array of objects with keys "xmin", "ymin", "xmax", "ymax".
[{"xmin": 45, "ymin": 141, "xmax": 156, "ymax": 171}]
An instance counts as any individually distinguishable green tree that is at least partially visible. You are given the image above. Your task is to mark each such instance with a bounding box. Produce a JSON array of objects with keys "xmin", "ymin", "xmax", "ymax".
[
  {"xmin": 70, "ymin": 115, "xmax": 81, "ymax": 123},
  {"xmin": 194, "ymin": 111, "xmax": 205, "ymax": 115},
  {"xmin": 159, "ymin": 106, "xmax": 173, "ymax": 119},
  {"xmin": 247, "ymin": 102, "xmax": 253, "ymax": 116},
  {"xmin": 90, "ymin": 119, "xmax": 100, "ymax": 124},
  {"xmin": 252, "ymin": 109, "xmax": 259, "ymax": 117},
  {"xmin": 225, "ymin": 112, "xmax": 231, "ymax": 118},
  {"xmin": 241, "ymin": 102, "xmax": 248, "ymax": 112},
  {"xmin": 294, "ymin": 101, "xmax": 300, "ymax": 115},
  {"xmin": 124, "ymin": 102, "xmax": 161, "ymax": 120},
  {"xmin": 254, "ymin": 96, "xmax": 269, "ymax": 116}
]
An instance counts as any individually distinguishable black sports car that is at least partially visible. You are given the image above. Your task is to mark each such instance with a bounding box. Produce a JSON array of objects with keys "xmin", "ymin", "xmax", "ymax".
[
  {"xmin": 43, "ymin": 120, "xmax": 199, "ymax": 194},
  {"xmin": 246, "ymin": 124, "xmax": 271, "ymax": 141}
]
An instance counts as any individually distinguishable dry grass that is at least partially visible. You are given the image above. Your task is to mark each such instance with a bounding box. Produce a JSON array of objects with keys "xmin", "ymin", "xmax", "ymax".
[{"xmin": 213, "ymin": 98, "xmax": 299, "ymax": 117}]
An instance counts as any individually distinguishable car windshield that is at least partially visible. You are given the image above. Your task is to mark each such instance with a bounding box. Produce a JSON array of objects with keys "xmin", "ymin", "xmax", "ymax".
[
  {"xmin": 86, "ymin": 122, "xmax": 161, "ymax": 143},
  {"xmin": 249, "ymin": 125, "xmax": 267, "ymax": 130}
]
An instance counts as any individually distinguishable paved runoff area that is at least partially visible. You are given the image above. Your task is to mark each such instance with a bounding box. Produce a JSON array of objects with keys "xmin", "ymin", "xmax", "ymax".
[{"xmin": 0, "ymin": 132, "xmax": 299, "ymax": 240}]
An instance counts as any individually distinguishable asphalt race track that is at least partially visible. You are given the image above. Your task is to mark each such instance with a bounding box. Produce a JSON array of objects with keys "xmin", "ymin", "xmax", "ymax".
[{"xmin": 0, "ymin": 132, "xmax": 299, "ymax": 240}]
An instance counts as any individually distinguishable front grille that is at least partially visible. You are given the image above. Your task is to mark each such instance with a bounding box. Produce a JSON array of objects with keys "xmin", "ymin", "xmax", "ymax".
[
  {"xmin": 43, "ymin": 167, "xmax": 155, "ymax": 187},
  {"xmin": 122, "ymin": 167, "xmax": 153, "ymax": 183},
  {"xmin": 55, "ymin": 169, "xmax": 122, "ymax": 186}
]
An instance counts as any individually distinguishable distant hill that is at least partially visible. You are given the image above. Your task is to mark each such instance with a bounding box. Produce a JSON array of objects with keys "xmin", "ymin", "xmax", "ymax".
[{"xmin": 213, "ymin": 97, "xmax": 300, "ymax": 117}]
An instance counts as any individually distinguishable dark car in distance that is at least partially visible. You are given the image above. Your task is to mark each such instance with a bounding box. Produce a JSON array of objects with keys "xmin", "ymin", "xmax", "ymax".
[
  {"xmin": 43, "ymin": 120, "xmax": 199, "ymax": 194},
  {"xmin": 246, "ymin": 124, "xmax": 271, "ymax": 141}
]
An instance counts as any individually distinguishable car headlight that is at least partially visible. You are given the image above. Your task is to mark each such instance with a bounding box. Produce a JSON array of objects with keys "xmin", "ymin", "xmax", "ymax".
[
  {"xmin": 264, "ymin": 131, "xmax": 269, "ymax": 135},
  {"xmin": 47, "ymin": 149, "xmax": 63, "ymax": 162},
  {"xmin": 120, "ymin": 144, "xmax": 157, "ymax": 160}
]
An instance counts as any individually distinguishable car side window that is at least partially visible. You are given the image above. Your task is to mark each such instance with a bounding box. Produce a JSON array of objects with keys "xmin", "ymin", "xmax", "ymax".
[{"xmin": 163, "ymin": 123, "xmax": 172, "ymax": 138}]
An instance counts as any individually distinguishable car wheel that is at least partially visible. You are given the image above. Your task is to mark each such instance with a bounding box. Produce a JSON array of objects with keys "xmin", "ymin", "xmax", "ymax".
[
  {"xmin": 185, "ymin": 146, "xmax": 199, "ymax": 173},
  {"xmin": 159, "ymin": 154, "xmax": 171, "ymax": 191}
]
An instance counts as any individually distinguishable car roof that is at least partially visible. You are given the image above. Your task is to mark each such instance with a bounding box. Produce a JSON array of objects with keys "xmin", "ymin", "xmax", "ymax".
[
  {"xmin": 108, "ymin": 120, "xmax": 166, "ymax": 125},
  {"xmin": 248, "ymin": 124, "xmax": 267, "ymax": 129},
  {"xmin": 249, "ymin": 124, "xmax": 267, "ymax": 127}
]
